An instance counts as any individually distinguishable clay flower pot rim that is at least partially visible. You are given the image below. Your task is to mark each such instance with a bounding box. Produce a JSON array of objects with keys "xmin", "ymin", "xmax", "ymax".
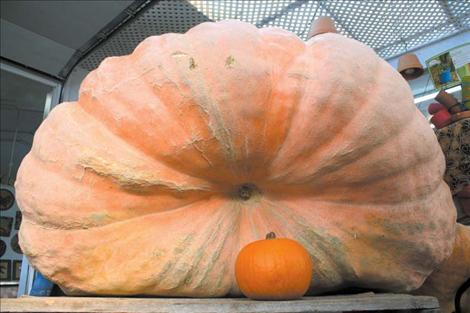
[
  {"xmin": 308, "ymin": 16, "xmax": 337, "ymax": 39},
  {"xmin": 397, "ymin": 53, "xmax": 424, "ymax": 80}
]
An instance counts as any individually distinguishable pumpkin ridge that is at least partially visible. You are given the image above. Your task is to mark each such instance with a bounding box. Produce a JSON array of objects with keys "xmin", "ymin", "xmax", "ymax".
[
  {"xmin": 81, "ymin": 56, "xmax": 154, "ymax": 95},
  {"xmin": 192, "ymin": 204, "xmax": 240, "ymax": 293},
  {"xmin": 265, "ymin": 152, "xmax": 445, "ymax": 205},
  {"xmin": 73, "ymin": 92, "xmax": 222, "ymax": 187},
  {"xmin": 19, "ymin": 195, "xmax": 214, "ymax": 231},
  {"xmin": 278, "ymin": 155, "xmax": 444, "ymax": 205},
  {"xmin": 17, "ymin": 103, "xmax": 219, "ymax": 229},
  {"xmin": 132, "ymin": 200, "xmax": 239, "ymax": 296},
  {"xmin": 58, "ymin": 100, "xmax": 214, "ymax": 187},
  {"xmin": 269, "ymin": 83, "xmax": 421, "ymax": 191},
  {"xmin": 183, "ymin": 35, "xmax": 239, "ymax": 172},
  {"xmin": 262, "ymin": 199, "xmax": 348, "ymax": 290},
  {"xmin": 152, "ymin": 22, "xmax": 304, "ymax": 180},
  {"xmin": 148, "ymin": 32, "xmax": 238, "ymax": 174},
  {"xmin": 266, "ymin": 41, "xmax": 384, "ymax": 180},
  {"xmin": 283, "ymin": 100, "xmax": 399, "ymax": 186},
  {"xmin": 256, "ymin": 28, "xmax": 307, "ymax": 175},
  {"xmin": 77, "ymin": 153, "xmax": 212, "ymax": 193},
  {"xmin": 79, "ymin": 87, "xmax": 206, "ymax": 179},
  {"xmin": 81, "ymin": 35, "xmax": 244, "ymax": 182},
  {"xmin": 152, "ymin": 202, "xmax": 235, "ymax": 293},
  {"xmin": 133, "ymin": 200, "xmax": 234, "ymax": 295},
  {"xmin": 292, "ymin": 181, "xmax": 444, "ymax": 206},
  {"xmin": 138, "ymin": 43, "xmax": 225, "ymax": 173},
  {"xmin": 79, "ymin": 21, "xmax": 308, "ymax": 183},
  {"xmin": 260, "ymin": 200, "xmax": 297, "ymax": 240},
  {"xmin": 264, "ymin": 82, "xmax": 302, "ymax": 176},
  {"xmin": 267, "ymin": 187, "xmax": 455, "ymax": 292},
  {"xmin": 17, "ymin": 152, "xmax": 214, "ymax": 230},
  {"xmin": 20, "ymin": 197, "xmax": 238, "ymax": 296},
  {"xmin": 79, "ymin": 68, "xmax": 220, "ymax": 183}
]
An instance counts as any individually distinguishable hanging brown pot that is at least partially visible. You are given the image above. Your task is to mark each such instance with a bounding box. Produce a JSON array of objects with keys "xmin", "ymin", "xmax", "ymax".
[
  {"xmin": 307, "ymin": 16, "xmax": 337, "ymax": 39},
  {"xmin": 397, "ymin": 53, "xmax": 424, "ymax": 80}
]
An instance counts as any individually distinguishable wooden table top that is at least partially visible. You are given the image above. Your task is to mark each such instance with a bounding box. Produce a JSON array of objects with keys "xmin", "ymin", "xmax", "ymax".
[{"xmin": 1, "ymin": 293, "xmax": 440, "ymax": 313}]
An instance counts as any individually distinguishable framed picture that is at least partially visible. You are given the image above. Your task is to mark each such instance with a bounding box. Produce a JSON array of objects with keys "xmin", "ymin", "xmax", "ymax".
[
  {"xmin": 0, "ymin": 189, "xmax": 15, "ymax": 211},
  {"xmin": 426, "ymin": 43, "xmax": 470, "ymax": 90},
  {"xmin": 0, "ymin": 240, "xmax": 6, "ymax": 257},
  {"xmin": 15, "ymin": 211, "xmax": 22, "ymax": 230},
  {"xmin": 12, "ymin": 260, "xmax": 22, "ymax": 281},
  {"xmin": 0, "ymin": 216, "xmax": 13, "ymax": 237},
  {"xmin": 11, "ymin": 234, "xmax": 22, "ymax": 254},
  {"xmin": 0, "ymin": 259, "xmax": 11, "ymax": 281}
]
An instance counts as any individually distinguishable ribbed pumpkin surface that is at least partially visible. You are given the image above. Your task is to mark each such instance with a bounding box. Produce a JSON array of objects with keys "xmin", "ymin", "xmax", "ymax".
[{"xmin": 16, "ymin": 20, "xmax": 455, "ymax": 296}]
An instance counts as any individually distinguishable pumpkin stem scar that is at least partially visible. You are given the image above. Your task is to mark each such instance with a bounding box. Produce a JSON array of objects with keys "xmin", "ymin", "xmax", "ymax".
[{"xmin": 236, "ymin": 183, "xmax": 260, "ymax": 200}]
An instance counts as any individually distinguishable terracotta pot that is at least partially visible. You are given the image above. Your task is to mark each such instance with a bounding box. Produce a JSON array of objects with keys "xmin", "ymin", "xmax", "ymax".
[
  {"xmin": 435, "ymin": 90, "xmax": 461, "ymax": 113},
  {"xmin": 451, "ymin": 111, "xmax": 470, "ymax": 123},
  {"xmin": 307, "ymin": 16, "xmax": 337, "ymax": 39},
  {"xmin": 397, "ymin": 53, "xmax": 424, "ymax": 80}
]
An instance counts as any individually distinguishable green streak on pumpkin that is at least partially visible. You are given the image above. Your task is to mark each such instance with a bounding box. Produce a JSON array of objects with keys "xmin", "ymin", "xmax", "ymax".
[
  {"xmin": 89, "ymin": 212, "xmax": 110, "ymax": 224},
  {"xmin": 375, "ymin": 219, "xmax": 426, "ymax": 236},
  {"xmin": 173, "ymin": 235, "xmax": 194, "ymax": 255},
  {"xmin": 264, "ymin": 199, "xmax": 351, "ymax": 287}
]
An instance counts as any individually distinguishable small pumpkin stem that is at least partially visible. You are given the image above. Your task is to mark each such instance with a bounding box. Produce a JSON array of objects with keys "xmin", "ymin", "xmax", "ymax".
[{"xmin": 266, "ymin": 232, "xmax": 276, "ymax": 240}]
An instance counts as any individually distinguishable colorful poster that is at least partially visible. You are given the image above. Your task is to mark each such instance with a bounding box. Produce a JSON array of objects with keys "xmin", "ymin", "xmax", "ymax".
[
  {"xmin": 426, "ymin": 43, "xmax": 470, "ymax": 90},
  {"xmin": 450, "ymin": 44, "xmax": 470, "ymax": 78}
]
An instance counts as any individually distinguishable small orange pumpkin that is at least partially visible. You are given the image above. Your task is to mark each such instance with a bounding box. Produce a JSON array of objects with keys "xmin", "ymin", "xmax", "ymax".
[{"xmin": 235, "ymin": 232, "xmax": 313, "ymax": 300}]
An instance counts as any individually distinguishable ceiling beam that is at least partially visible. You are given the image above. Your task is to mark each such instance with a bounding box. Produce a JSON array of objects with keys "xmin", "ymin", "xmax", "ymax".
[{"xmin": 438, "ymin": 0, "xmax": 463, "ymax": 30}]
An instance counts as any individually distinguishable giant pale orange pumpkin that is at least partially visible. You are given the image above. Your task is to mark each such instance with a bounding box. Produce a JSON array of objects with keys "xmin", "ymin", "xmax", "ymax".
[
  {"xmin": 414, "ymin": 224, "xmax": 470, "ymax": 313},
  {"xmin": 16, "ymin": 20, "xmax": 456, "ymax": 297}
]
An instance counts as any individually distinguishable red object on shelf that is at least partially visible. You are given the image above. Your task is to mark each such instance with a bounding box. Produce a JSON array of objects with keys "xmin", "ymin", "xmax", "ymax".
[
  {"xmin": 430, "ymin": 109, "xmax": 452, "ymax": 129},
  {"xmin": 428, "ymin": 102, "xmax": 446, "ymax": 114}
]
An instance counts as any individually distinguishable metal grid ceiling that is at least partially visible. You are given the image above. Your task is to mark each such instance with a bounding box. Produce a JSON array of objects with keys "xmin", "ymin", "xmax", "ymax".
[
  {"xmin": 76, "ymin": 0, "xmax": 469, "ymax": 72},
  {"xmin": 78, "ymin": 0, "xmax": 210, "ymax": 71}
]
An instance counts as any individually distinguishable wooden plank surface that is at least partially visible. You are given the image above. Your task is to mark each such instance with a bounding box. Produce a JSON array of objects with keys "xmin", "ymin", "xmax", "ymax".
[{"xmin": 1, "ymin": 293, "xmax": 440, "ymax": 313}]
